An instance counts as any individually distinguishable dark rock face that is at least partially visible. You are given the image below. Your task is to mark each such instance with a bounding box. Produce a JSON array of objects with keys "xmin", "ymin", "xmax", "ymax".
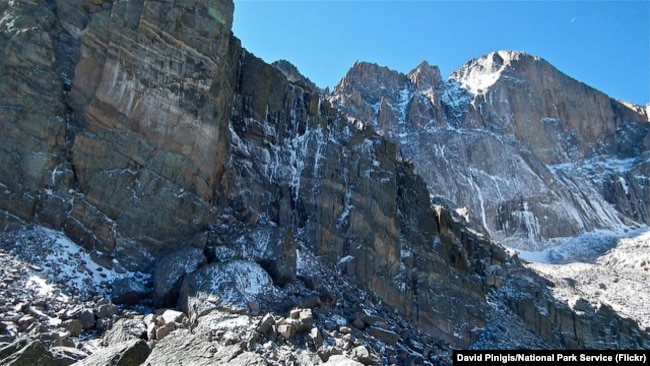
[{"xmin": 0, "ymin": 0, "xmax": 235, "ymax": 269}]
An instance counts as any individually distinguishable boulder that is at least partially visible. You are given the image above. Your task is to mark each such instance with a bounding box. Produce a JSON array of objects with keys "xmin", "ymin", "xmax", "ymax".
[
  {"xmin": 154, "ymin": 323, "xmax": 175, "ymax": 341},
  {"xmin": 178, "ymin": 260, "xmax": 274, "ymax": 320},
  {"xmin": 323, "ymin": 355, "xmax": 363, "ymax": 366},
  {"xmin": 352, "ymin": 345, "xmax": 372, "ymax": 365},
  {"xmin": 160, "ymin": 310, "xmax": 186, "ymax": 326},
  {"xmin": 94, "ymin": 304, "xmax": 117, "ymax": 320},
  {"xmin": 50, "ymin": 347, "xmax": 88, "ymax": 365},
  {"xmin": 71, "ymin": 339, "xmax": 150, "ymax": 366},
  {"xmin": 277, "ymin": 324, "xmax": 295, "ymax": 340},
  {"xmin": 260, "ymin": 230, "xmax": 297, "ymax": 286},
  {"xmin": 111, "ymin": 277, "xmax": 149, "ymax": 306},
  {"xmin": 62, "ymin": 320, "xmax": 83, "ymax": 338},
  {"xmin": 102, "ymin": 319, "xmax": 146, "ymax": 346},
  {"xmin": 367, "ymin": 326, "xmax": 399, "ymax": 346},
  {"xmin": 144, "ymin": 329, "xmax": 265, "ymax": 366},
  {"xmin": 76, "ymin": 310, "xmax": 95, "ymax": 331},
  {"xmin": 153, "ymin": 247, "xmax": 207, "ymax": 308},
  {"xmin": 256, "ymin": 313, "xmax": 275, "ymax": 335},
  {"xmin": 0, "ymin": 338, "xmax": 60, "ymax": 366}
]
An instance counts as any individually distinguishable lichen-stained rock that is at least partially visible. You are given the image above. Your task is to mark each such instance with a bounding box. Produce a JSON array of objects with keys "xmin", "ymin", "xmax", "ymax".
[
  {"xmin": 68, "ymin": 0, "xmax": 235, "ymax": 259},
  {"xmin": 178, "ymin": 260, "xmax": 275, "ymax": 320}
]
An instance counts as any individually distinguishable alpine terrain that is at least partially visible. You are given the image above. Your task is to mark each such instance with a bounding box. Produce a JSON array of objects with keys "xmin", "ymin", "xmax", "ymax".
[{"xmin": 0, "ymin": 0, "xmax": 649, "ymax": 365}]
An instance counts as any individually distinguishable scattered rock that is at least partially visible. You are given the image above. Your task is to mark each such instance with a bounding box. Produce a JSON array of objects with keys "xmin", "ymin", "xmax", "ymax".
[
  {"xmin": 352, "ymin": 345, "xmax": 372, "ymax": 365},
  {"xmin": 257, "ymin": 313, "xmax": 275, "ymax": 335},
  {"xmin": 77, "ymin": 310, "xmax": 95, "ymax": 331},
  {"xmin": 95, "ymin": 304, "xmax": 118, "ymax": 319},
  {"xmin": 367, "ymin": 326, "xmax": 399, "ymax": 346}
]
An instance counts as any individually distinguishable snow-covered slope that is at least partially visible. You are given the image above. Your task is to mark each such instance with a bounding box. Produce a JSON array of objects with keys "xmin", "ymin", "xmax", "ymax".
[{"xmin": 526, "ymin": 228, "xmax": 650, "ymax": 330}]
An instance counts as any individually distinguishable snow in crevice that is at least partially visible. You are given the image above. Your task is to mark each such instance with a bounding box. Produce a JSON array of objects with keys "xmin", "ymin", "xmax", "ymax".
[{"xmin": 337, "ymin": 175, "xmax": 353, "ymax": 228}]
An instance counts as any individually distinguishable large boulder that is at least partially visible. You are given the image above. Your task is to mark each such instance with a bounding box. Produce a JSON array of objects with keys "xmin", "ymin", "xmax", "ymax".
[
  {"xmin": 0, "ymin": 338, "xmax": 66, "ymax": 366},
  {"xmin": 71, "ymin": 339, "xmax": 150, "ymax": 366},
  {"xmin": 111, "ymin": 277, "xmax": 149, "ymax": 306},
  {"xmin": 178, "ymin": 260, "xmax": 274, "ymax": 320},
  {"xmin": 143, "ymin": 329, "xmax": 266, "ymax": 366},
  {"xmin": 153, "ymin": 247, "xmax": 207, "ymax": 308}
]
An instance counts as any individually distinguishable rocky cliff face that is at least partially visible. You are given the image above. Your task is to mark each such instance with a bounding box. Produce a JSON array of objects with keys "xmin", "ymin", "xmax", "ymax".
[
  {"xmin": 330, "ymin": 51, "xmax": 650, "ymax": 250},
  {"xmin": 0, "ymin": 0, "xmax": 236, "ymax": 268},
  {"xmin": 0, "ymin": 0, "xmax": 649, "ymax": 362}
]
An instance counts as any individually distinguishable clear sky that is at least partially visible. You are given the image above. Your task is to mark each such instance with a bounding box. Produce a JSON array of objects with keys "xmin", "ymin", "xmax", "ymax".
[{"xmin": 233, "ymin": 1, "xmax": 650, "ymax": 106}]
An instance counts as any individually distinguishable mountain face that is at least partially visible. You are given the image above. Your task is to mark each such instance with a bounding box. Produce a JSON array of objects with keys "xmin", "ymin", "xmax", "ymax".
[
  {"xmin": 330, "ymin": 51, "xmax": 650, "ymax": 251},
  {"xmin": 0, "ymin": 0, "xmax": 649, "ymax": 363}
]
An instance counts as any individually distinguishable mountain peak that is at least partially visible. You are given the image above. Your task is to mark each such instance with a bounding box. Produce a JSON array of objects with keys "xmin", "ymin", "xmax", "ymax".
[
  {"xmin": 408, "ymin": 61, "xmax": 443, "ymax": 90},
  {"xmin": 449, "ymin": 50, "xmax": 542, "ymax": 95},
  {"xmin": 333, "ymin": 61, "xmax": 409, "ymax": 104},
  {"xmin": 272, "ymin": 59, "xmax": 319, "ymax": 92}
]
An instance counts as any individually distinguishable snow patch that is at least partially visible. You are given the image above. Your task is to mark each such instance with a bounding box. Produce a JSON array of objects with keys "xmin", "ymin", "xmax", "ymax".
[{"xmin": 2, "ymin": 227, "xmax": 148, "ymax": 301}]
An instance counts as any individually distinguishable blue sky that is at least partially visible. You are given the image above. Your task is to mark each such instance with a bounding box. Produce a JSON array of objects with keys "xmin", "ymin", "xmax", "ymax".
[{"xmin": 233, "ymin": 1, "xmax": 649, "ymax": 105}]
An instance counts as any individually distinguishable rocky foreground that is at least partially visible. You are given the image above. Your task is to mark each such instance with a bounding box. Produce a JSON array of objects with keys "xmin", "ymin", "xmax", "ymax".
[
  {"xmin": 0, "ymin": 226, "xmax": 452, "ymax": 365},
  {"xmin": 2, "ymin": 223, "xmax": 650, "ymax": 365}
]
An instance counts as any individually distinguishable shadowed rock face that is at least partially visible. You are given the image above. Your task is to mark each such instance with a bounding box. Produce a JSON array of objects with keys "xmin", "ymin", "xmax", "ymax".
[{"xmin": 0, "ymin": 0, "xmax": 648, "ymax": 352}]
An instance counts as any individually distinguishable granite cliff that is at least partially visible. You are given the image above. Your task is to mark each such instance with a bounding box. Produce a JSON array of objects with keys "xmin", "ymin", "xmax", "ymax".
[{"xmin": 0, "ymin": 0, "xmax": 649, "ymax": 364}]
